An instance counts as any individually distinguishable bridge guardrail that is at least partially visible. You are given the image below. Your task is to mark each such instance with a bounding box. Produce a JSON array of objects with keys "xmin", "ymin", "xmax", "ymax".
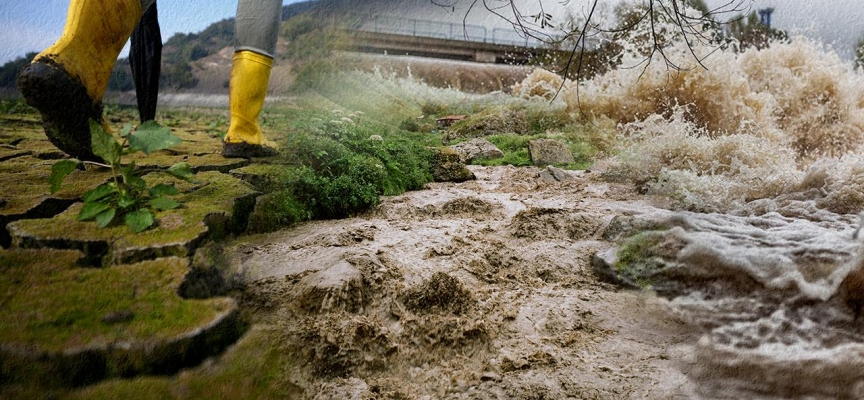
[{"xmin": 342, "ymin": 13, "xmax": 550, "ymax": 49}]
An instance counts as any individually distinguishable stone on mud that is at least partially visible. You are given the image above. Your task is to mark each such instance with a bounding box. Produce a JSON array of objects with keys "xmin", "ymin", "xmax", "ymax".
[
  {"xmin": 430, "ymin": 147, "xmax": 475, "ymax": 182},
  {"xmin": 527, "ymin": 139, "xmax": 575, "ymax": 166},
  {"xmin": 538, "ymin": 165, "xmax": 575, "ymax": 183},
  {"xmin": 601, "ymin": 215, "xmax": 668, "ymax": 242},
  {"xmin": 449, "ymin": 138, "xmax": 504, "ymax": 163}
]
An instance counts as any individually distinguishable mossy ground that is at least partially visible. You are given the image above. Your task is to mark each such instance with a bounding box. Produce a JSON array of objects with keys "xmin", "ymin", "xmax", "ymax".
[
  {"xmin": 7, "ymin": 171, "xmax": 258, "ymax": 266},
  {"xmin": 0, "ymin": 250, "xmax": 230, "ymax": 351},
  {"xmin": 63, "ymin": 326, "xmax": 299, "ymax": 400}
]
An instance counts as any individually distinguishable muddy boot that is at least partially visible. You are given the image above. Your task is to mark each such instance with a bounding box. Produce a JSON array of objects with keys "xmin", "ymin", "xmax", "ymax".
[
  {"xmin": 222, "ymin": 51, "xmax": 278, "ymax": 159},
  {"xmin": 17, "ymin": 0, "xmax": 143, "ymax": 161}
]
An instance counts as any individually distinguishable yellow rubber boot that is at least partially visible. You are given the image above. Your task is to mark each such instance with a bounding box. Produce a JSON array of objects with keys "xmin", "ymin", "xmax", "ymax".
[
  {"xmin": 225, "ymin": 51, "xmax": 273, "ymax": 145},
  {"xmin": 222, "ymin": 51, "xmax": 278, "ymax": 158},
  {"xmin": 17, "ymin": 0, "xmax": 142, "ymax": 161},
  {"xmin": 37, "ymin": 0, "xmax": 142, "ymax": 102}
]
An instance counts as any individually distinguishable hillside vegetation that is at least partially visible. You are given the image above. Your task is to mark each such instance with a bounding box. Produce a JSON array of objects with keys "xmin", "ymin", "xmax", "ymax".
[{"xmin": 0, "ymin": 1, "xmax": 318, "ymax": 93}]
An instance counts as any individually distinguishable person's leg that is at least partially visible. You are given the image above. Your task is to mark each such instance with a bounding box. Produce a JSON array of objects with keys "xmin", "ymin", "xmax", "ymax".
[
  {"xmin": 17, "ymin": 0, "xmax": 146, "ymax": 161},
  {"xmin": 222, "ymin": 0, "xmax": 283, "ymax": 158},
  {"xmin": 130, "ymin": 0, "xmax": 161, "ymax": 123}
]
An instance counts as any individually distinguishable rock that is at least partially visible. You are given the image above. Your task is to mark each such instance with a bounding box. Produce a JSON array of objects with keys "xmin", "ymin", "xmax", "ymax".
[
  {"xmin": 591, "ymin": 248, "xmax": 635, "ymax": 288},
  {"xmin": 538, "ymin": 165, "xmax": 575, "ymax": 182},
  {"xmin": 547, "ymin": 166, "xmax": 574, "ymax": 181},
  {"xmin": 601, "ymin": 215, "xmax": 667, "ymax": 242},
  {"xmin": 538, "ymin": 169, "xmax": 557, "ymax": 183},
  {"xmin": 527, "ymin": 139, "xmax": 575, "ymax": 166},
  {"xmin": 430, "ymin": 147, "xmax": 475, "ymax": 182},
  {"xmin": 449, "ymin": 138, "xmax": 504, "ymax": 163}
]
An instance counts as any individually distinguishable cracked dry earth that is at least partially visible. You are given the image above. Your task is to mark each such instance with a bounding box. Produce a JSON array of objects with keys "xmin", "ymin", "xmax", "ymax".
[{"xmin": 234, "ymin": 165, "xmax": 698, "ymax": 399}]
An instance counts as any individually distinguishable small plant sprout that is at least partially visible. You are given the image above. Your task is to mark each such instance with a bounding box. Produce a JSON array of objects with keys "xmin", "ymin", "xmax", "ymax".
[{"xmin": 49, "ymin": 119, "xmax": 196, "ymax": 233}]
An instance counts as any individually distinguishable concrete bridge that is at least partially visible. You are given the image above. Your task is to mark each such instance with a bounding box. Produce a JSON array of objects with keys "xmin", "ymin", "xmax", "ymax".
[{"xmin": 338, "ymin": 14, "xmax": 591, "ymax": 65}]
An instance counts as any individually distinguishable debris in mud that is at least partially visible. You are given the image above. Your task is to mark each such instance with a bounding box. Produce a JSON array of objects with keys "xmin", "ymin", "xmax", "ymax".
[
  {"xmin": 499, "ymin": 350, "xmax": 558, "ymax": 372},
  {"xmin": 435, "ymin": 196, "xmax": 501, "ymax": 219},
  {"xmin": 288, "ymin": 312, "xmax": 396, "ymax": 378},
  {"xmin": 508, "ymin": 207, "xmax": 603, "ymax": 241},
  {"xmin": 401, "ymin": 272, "xmax": 475, "ymax": 316},
  {"xmin": 295, "ymin": 260, "xmax": 366, "ymax": 313}
]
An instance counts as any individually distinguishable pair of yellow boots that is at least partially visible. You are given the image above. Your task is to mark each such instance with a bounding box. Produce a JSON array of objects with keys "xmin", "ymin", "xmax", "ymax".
[{"xmin": 17, "ymin": 0, "xmax": 276, "ymax": 161}]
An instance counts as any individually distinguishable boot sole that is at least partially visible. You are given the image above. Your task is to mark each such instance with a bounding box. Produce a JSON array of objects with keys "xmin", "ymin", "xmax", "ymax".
[
  {"xmin": 17, "ymin": 59, "xmax": 103, "ymax": 162},
  {"xmin": 222, "ymin": 141, "xmax": 279, "ymax": 158}
]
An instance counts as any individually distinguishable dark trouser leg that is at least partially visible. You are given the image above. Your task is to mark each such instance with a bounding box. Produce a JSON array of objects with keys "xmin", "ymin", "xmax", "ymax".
[{"xmin": 130, "ymin": 1, "xmax": 161, "ymax": 123}]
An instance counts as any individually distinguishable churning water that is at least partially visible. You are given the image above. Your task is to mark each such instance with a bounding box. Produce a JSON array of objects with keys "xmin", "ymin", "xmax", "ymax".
[{"xmin": 525, "ymin": 16, "xmax": 864, "ymax": 398}]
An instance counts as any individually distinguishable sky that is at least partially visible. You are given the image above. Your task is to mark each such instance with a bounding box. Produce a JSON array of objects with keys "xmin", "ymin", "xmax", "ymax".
[
  {"xmin": 0, "ymin": 0, "xmax": 306, "ymax": 64},
  {"xmin": 1, "ymin": 0, "xmax": 863, "ymax": 65}
]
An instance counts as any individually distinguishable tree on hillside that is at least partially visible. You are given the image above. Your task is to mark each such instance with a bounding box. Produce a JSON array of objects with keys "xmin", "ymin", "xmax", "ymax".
[
  {"xmin": 0, "ymin": 52, "xmax": 37, "ymax": 89},
  {"xmin": 438, "ymin": 0, "xmax": 749, "ymax": 79},
  {"xmin": 725, "ymin": 10, "xmax": 787, "ymax": 50}
]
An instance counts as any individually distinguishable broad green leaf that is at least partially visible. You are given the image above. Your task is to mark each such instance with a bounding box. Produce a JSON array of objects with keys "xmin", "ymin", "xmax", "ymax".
[
  {"xmin": 78, "ymin": 201, "xmax": 112, "ymax": 221},
  {"xmin": 117, "ymin": 194, "xmax": 136, "ymax": 209},
  {"xmin": 125, "ymin": 209, "xmax": 154, "ymax": 233},
  {"xmin": 150, "ymin": 196, "xmax": 180, "ymax": 211},
  {"xmin": 166, "ymin": 162, "xmax": 195, "ymax": 181},
  {"xmin": 126, "ymin": 174, "xmax": 147, "ymax": 191},
  {"xmin": 90, "ymin": 119, "xmax": 121, "ymax": 165},
  {"xmin": 95, "ymin": 208, "xmax": 117, "ymax": 228},
  {"xmin": 149, "ymin": 183, "xmax": 180, "ymax": 197},
  {"xmin": 128, "ymin": 121, "xmax": 182, "ymax": 154},
  {"xmin": 82, "ymin": 183, "xmax": 116, "ymax": 203},
  {"xmin": 119, "ymin": 123, "xmax": 134, "ymax": 138},
  {"xmin": 48, "ymin": 159, "xmax": 80, "ymax": 194}
]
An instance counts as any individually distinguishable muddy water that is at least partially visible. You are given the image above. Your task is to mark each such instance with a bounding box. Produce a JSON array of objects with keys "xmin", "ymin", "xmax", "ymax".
[
  {"xmin": 552, "ymin": 20, "xmax": 864, "ymax": 398},
  {"xmin": 233, "ymin": 11, "xmax": 864, "ymax": 396},
  {"xmin": 237, "ymin": 166, "xmax": 702, "ymax": 398},
  {"xmin": 630, "ymin": 209, "xmax": 864, "ymax": 399}
]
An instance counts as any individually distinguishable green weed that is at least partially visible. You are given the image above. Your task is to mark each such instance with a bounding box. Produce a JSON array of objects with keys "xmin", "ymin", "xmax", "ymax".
[{"xmin": 49, "ymin": 120, "xmax": 193, "ymax": 233}]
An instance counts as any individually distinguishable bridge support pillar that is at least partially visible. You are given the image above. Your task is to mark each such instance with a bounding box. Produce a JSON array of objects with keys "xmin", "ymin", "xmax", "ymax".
[{"xmin": 474, "ymin": 50, "xmax": 497, "ymax": 63}]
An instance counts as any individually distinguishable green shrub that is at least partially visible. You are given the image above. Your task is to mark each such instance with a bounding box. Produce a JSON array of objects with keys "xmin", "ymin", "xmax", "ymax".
[
  {"xmin": 251, "ymin": 110, "xmax": 433, "ymax": 232},
  {"xmin": 421, "ymin": 100, "xmax": 447, "ymax": 116},
  {"xmin": 399, "ymin": 118, "xmax": 420, "ymax": 132}
]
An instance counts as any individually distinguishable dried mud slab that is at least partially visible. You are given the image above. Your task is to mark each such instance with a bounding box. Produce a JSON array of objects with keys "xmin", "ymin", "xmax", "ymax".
[
  {"xmin": 0, "ymin": 157, "xmax": 114, "ymax": 247},
  {"xmin": 0, "ymin": 250, "xmax": 243, "ymax": 388},
  {"xmin": 7, "ymin": 171, "xmax": 258, "ymax": 266}
]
